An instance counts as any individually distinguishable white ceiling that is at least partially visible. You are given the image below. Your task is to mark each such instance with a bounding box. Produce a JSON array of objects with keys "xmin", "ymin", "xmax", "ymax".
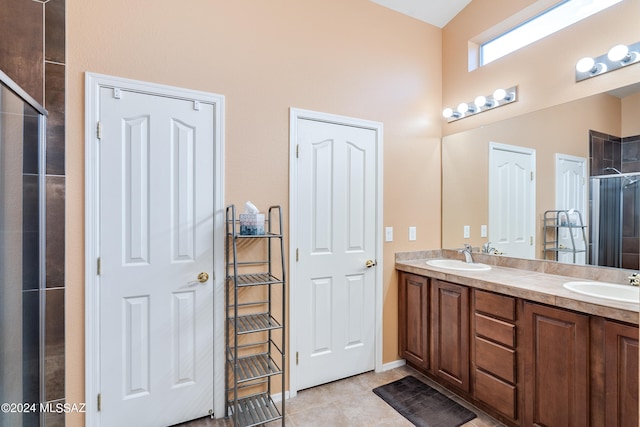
[{"xmin": 369, "ymin": 0, "xmax": 472, "ymax": 28}]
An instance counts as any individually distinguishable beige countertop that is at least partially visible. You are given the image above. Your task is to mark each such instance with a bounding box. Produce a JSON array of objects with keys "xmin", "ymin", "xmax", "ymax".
[{"xmin": 396, "ymin": 249, "xmax": 639, "ymax": 325}]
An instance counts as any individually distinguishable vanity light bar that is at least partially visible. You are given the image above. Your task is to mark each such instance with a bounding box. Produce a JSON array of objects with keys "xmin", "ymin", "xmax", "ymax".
[
  {"xmin": 442, "ymin": 86, "xmax": 518, "ymax": 123},
  {"xmin": 575, "ymin": 41, "xmax": 640, "ymax": 82}
]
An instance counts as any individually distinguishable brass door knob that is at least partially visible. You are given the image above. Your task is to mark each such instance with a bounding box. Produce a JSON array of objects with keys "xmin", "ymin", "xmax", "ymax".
[
  {"xmin": 365, "ymin": 259, "xmax": 377, "ymax": 268},
  {"xmin": 197, "ymin": 272, "xmax": 209, "ymax": 283}
]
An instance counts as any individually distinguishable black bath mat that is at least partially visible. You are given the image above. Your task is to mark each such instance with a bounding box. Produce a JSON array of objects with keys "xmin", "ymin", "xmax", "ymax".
[{"xmin": 372, "ymin": 376, "xmax": 476, "ymax": 427}]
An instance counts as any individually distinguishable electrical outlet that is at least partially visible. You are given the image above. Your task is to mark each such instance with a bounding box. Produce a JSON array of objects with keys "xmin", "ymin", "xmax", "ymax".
[
  {"xmin": 463, "ymin": 225, "xmax": 470, "ymax": 238},
  {"xmin": 409, "ymin": 226, "xmax": 417, "ymax": 241},
  {"xmin": 385, "ymin": 227, "xmax": 393, "ymax": 242},
  {"xmin": 481, "ymin": 225, "xmax": 488, "ymax": 238}
]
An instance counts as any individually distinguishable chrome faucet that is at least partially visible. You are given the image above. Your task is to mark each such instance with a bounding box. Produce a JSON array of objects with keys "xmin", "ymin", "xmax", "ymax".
[
  {"xmin": 482, "ymin": 241, "xmax": 497, "ymax": 254},
  {"xmin": 459, "ymin": 244, "xmax": 474, "ymax": 263}
]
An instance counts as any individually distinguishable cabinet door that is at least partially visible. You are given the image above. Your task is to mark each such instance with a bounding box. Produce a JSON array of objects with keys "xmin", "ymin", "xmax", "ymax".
[
  {"xmin": 523, "ymin": 302, "xmax": 589, "ymax": 427},
  {"xmin": 605, "ymin": 321, "xmax": 639, "ymax": 427},
  {"xmin": 431, "ymin": 279, "xmax": 470, "ymax": 392},
  {"xmin": 398, "ymin": 273, "xmax": 429, "ymax": 370}
]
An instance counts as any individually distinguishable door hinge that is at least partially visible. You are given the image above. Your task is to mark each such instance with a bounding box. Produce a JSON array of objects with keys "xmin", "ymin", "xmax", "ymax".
[
  {"xmin": 296, "ymin": 144, "xmax": 300, "ymax": 158},
  {"xmin": 97, "ymin": 393, "xmax": 101, "ymax": 411},
  {"xmin": 530, "ymin": 171, "xmax": 534, "ymax": 181},
  {"xmin": 296, "ymin": 351, "xmax": 299, "ymax": 365},
  {"xmin": 296, "ymin": 248, "xmax": 299, "ymax": 262},
  {"xmin": 97, "ymin": 257, "xmax": 101, "ymax": 275},
  {"xmin": 530, "ymin": 236, "xmax": 533, "ymax": 245},
  {"xmin": 97, "ymin": 121, "xmax": 102, "ymax": 140}
]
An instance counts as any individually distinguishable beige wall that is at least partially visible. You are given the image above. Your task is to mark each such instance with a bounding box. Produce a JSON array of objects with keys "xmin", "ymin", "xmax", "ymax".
[
  {"xmin": 442, "ymin": 93, "xmax": 622, "ymax": 252},
  {"xmin": 442, "ymin": 0, "xmax": 640, "ymax": 136},
  {"xmin": 622, "ymin": 92, "xmax": 640, "ymax": 136},
  {"xmin": 66, "ymin": 0, "xmax": 442, "ymax": 424}
]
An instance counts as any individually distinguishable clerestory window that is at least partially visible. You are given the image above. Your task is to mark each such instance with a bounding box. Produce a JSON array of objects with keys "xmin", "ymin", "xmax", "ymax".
[{"xmin": 480, "ymin": 0, "xmax": 622, "ymax": 66}]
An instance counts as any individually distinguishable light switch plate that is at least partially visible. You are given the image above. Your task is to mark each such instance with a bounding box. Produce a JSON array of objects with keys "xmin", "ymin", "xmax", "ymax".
[
  {"xmin": 463, "ymin": 225, "xmax": 470, "ymax": 239},
  {"xmin": 481, "ymin": 225, "xmax": 488, "ymax": 238},
  {"xmin": 409, "ymin": 226, "xmax": 417, "ymax": 241},
  {"xmin": 385, "ymin": 227, "xmax": 393, "ymax": 242}
]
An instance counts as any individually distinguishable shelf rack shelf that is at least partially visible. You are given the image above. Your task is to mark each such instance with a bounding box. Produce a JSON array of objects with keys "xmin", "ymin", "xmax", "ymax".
[
  {"xmin": 543, "ymin": 209, "xmax": 588, "ymax": 264},
  {"xmin": 225, "ymin": 205, "xmax": 286, "ymax": 427}
]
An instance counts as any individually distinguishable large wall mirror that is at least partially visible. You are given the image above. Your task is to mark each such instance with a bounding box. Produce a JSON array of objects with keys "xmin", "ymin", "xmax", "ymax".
[{"xmin": 442, "ymin": 81, "xmax": 640, "ymax": 271}]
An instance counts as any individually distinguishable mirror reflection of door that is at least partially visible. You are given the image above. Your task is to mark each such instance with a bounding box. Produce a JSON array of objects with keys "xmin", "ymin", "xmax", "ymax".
[
  {"xmin": 555, "ymin": 154, "xmax": 587, "ymax": 264},
  {"xmin": 488, "ymin": 142, "xmax": 536, "ymax": 259}
]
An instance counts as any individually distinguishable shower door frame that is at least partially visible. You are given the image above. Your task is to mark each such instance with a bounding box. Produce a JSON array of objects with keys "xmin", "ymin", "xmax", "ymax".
[{"xmin": 0, "ymin": 69, "xmax": 48, "ymax": 426}]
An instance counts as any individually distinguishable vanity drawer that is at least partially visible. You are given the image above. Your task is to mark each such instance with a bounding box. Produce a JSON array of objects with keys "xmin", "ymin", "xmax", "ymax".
[
  {"xmin": 475, "ymin": 369, "xmax": 517, "ymax": 420},
  {"xmin": 475, "ymin": 313, "xmax": 516, "ymax": 347},
  {"xmin": 475, "ymin": 290, "xmax": 516, "ymax": 321},
  {"xmin": 475, "ymin": 336, "xmax": 516, "ymax": 383}
]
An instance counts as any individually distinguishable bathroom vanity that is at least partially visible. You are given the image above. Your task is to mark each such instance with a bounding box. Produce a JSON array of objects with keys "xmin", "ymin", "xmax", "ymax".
[{"xmin": 396, "ymin": 250, "xmax": 639, "ymax": 427}]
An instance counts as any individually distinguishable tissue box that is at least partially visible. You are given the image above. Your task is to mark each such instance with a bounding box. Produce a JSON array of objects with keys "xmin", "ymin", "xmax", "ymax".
[{"xmin": 239, "ymin": 213, "xmax": 265, "ymax": 235}]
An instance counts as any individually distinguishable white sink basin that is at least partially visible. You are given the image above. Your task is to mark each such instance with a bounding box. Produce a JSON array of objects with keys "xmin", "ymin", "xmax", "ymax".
[
  {"xmin": 563, "ymin": 281, "xmax": 639, "ymax": 303},
  {"xmin": 426, "ymin": 259, "xmax": 491, "ymax": 271}
]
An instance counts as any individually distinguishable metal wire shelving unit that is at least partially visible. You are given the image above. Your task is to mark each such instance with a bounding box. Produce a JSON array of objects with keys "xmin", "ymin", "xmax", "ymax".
[
  {"xmin": 543, "ymin": 209, "xmax": 588, "ymax": 264},
  {"xmin": 225, "ymin": 205, "xmax": 286, "ymax": 427}
]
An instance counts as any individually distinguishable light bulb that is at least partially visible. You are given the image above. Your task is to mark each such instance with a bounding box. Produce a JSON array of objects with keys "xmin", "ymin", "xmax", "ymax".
[
  {"xmin": 576, "ymin": 57, "xmax": 595, "ymax": 73},
  {"xmin": 457, "ymin": 103, "xmax": 469, "ymax": 114},
  {"xmin": 608, "ymin": 44, "xmax": 629, "ymax": 62},
  {"xmin": 442, "ymin": 108, "xmax": 453, "ymax": 118},
  {"xmin": 474, "ymin": 95, "xmax": 487, "ymax": 108},
  {"xmin": 493, "ymin": 88, "xmax": 507, "ymax": 101}
]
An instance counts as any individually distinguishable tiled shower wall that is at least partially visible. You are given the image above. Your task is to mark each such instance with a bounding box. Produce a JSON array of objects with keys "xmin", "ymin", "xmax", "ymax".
[
  {"xmin": 0, "ymin": 1, "xmax": 66, "ymax": 426},
  {"xmin": 589, "ymin": 130, "xmax": 640, "ymax": 270}
]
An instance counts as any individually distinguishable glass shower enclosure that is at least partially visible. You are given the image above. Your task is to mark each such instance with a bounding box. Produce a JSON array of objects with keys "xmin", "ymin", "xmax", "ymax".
[
  {"xmin": 0, "ymin": 71, "xmax": 46, "ymax": 427},
  {"xmin": 590, "ymin": 172, "xmax": 640, "ymax": 270}
]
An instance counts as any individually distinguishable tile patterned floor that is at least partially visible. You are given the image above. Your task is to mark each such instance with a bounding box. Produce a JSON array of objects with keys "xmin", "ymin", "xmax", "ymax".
[{"xmin": 177, "ymin": 365, "xmax": 506, "ymax": 427}]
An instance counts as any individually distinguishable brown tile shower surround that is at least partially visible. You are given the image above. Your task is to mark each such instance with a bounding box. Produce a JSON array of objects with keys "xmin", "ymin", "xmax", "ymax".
[
  {"xmin": 589, "ymin": 130, "xmax": 640, "ymax": 270},
  {"xmin": 175, "ymin": 366, "xmax": 504, "ymax": 427},
  {"xmin": 0, "ymin": 0, "xmax": 67, "ymax": 425}
]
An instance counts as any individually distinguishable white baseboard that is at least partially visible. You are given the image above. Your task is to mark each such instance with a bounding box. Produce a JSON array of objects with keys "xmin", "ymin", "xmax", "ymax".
[
  {"xmin": 382, "ymin": 359, "xmax": 406, "ymax": 371},
  {"xmin": 271, "ymin": 390, "xmax": 291, "ymax": 403}
]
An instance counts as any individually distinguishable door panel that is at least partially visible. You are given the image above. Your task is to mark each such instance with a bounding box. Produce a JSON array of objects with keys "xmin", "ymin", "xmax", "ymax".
[
  {"xmin": 555, "ymin": 154, "xmax": 587, "ymax": 264},
  {"xmin": 489, "ymin": 143, "xmax": 536, "ymax": 259},
  {"xmin": 297, "ymin": 118, "xmax": 377, "ymax": 390},
  {"xmin": 99, "ymin": 88, "xmax": 214, "ymax": 427}
]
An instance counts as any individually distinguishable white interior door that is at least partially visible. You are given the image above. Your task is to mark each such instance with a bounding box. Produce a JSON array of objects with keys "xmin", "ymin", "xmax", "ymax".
[
  {"xmin": 295, "ymin": 117, "xmax": 378, "ymax": 391},
  {"xmin": 99, "ymin": 87, "xmax": 215, "ymax": 426},
  {"xmin": 555, "ymin": 154, "xmax": 587, "ymax": 264},
  {"xmin": 489, "ymin": 142, "xmax": 536, "ymax": 259}
]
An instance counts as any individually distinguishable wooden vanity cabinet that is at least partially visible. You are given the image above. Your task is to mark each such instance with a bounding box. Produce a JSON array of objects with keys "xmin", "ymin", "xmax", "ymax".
[
  {"xmin": 523, "ymin": 302, "xmax": 590, "ymax": 427},
  {"xmin": 431, "ymin": 279, "xmax": 470, "ymax": 392},
  {"xmin": 472, "ymin": 290, "xmax": 519, "ymax": 422},
  {"xmin": 604, "ymin": 320, "xmax": 639, "ymax": 427},
  {"xmin": 398, "ymin": 272, "xmax": 429, "ymax": 370},
  {"xmin": 397, "ymin": 270, "xmax": 638, "ymax": 427}
]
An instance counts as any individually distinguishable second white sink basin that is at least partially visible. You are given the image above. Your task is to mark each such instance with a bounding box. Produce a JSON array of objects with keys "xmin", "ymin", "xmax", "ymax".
[
  {"xmin": 426, "ymin": 259, "xmax": 491, "ymax": 271},
  {"xmin": 563, "ymin": 281, "xmax": 639, "ymax": 303}
]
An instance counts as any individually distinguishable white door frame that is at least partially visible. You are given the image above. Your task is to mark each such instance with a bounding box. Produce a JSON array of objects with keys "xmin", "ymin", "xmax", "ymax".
[
  {"xmin": 84, "ymin": 73, "xmax": 226, "ymax": 426},
  {"xmin": 288, "ymin": 108, "xmax": 383, "ymax": 398}
]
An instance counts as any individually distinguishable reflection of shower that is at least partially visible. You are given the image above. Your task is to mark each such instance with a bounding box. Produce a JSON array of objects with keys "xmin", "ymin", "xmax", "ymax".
[
  {"xmin": 604, "ymin": 167, "xmax": 639, "ymax": 188},
  {"xmin": 591, "ymin": 171, "xmax": 640, "ymax": 268}
]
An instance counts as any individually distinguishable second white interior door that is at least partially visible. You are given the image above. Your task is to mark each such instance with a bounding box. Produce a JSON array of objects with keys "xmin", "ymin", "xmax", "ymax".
[{"xmin": 295, "ymin": 118, "xmax": 378, "ymax": 390}]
